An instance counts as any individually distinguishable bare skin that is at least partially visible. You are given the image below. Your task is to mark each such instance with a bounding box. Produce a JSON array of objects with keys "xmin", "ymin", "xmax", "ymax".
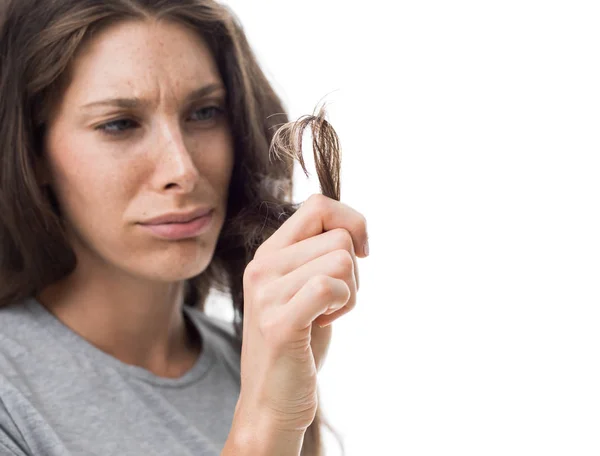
[
  {"xmin": 28, "ymin": 14, "xmax": 370, "ymax": 456},
  {"xmin": 35, "ymin": 18, "xmax": 234, "ymax": 378},
  {"xmin": 233, "ymin": 193, "xmax": 368, "ymax": 436}
]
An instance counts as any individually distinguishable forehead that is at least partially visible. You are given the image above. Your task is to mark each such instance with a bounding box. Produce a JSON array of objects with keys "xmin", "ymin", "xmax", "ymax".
[{"xmin": 64, "ymin": 19, "xmax": 222, "ymax": 105}]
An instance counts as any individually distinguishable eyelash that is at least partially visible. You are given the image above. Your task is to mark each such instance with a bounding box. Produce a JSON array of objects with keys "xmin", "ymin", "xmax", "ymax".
[{"xmin": 95, "ymin": 106, "xmax": 225, "ymax": 136}]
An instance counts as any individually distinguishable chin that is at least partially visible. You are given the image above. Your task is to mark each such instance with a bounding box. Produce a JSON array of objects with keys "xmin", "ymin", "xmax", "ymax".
[
  {"xmin": 124, "ymin": 246, "xmax": 215, "ymax": 283},
  {"xmin": 137, "ymin": 263, "xmax": 210, "ymax": 283}
]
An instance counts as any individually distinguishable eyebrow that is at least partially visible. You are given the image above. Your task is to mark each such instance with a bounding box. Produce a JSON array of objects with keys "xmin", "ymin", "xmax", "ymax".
[{"xmin": 81, "ymin": 83, "xmax": 226, "ymax": 110}]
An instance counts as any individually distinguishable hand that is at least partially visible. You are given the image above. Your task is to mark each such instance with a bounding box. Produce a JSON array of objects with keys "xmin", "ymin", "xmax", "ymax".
[{"xmin": 235, "ymin": 193, "xmax": 368, "ymax": 433}]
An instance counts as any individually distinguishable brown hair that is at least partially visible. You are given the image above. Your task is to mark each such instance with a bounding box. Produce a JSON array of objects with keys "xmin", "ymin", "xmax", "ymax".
[{"xmin": 0, "ymin": 0, "xmax": 345, "ymax": 454}]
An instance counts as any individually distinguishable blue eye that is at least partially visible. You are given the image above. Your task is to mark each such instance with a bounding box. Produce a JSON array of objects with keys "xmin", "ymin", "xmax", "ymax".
[
  {"xmin": 190, "ymin": 106, "xmax": 223, "ymax": 122},
  {"xmin": 96, "ymin": 106, "xmax": 224, "ymax": 137},
  {"xmin": 97, "ymin": 119, "xmax": 138, "ymax": 135}
]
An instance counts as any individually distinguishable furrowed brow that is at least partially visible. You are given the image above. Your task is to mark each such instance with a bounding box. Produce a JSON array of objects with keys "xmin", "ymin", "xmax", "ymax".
[{"xmin": 81, "ymin": 82, "xmax": 226, "ymax": 110}]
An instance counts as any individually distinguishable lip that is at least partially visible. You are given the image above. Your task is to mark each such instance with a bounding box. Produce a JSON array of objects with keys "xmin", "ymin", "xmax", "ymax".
[
  {"xmin": 139, "ymin": 209, "xmax": 214, "ymax": 240},
  {"xmin": 140, "ymin": 207, "xmax": 214, "ymax": 225}
]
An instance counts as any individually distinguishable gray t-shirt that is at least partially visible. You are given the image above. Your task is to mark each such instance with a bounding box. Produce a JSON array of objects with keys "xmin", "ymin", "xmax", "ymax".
[{"xmin": 0, "ymin": 297, "xmax": 241, "ymax": 455}]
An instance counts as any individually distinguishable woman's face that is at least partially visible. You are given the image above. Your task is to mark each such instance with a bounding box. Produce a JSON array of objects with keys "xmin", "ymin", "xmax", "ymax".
[{"xmin": 42, "ymin": 19, "xmax": 234, "ymax": 282}]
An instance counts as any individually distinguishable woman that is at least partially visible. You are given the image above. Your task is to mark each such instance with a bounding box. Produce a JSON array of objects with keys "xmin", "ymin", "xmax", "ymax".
[{"xmin": 0, "ymin": 1, "xmax": 369, "ymax": 455}]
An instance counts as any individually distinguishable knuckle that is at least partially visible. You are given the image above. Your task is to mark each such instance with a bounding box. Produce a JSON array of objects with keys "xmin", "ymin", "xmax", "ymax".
[
  {"xmin": 331, "ymin": 228, "xmax": 354, "ymax": 252},
  {"xmin": 332, "ymin": 249, "xmax": 354, "ymax": 275},
  {"xmin": 307, "ymin": 193, "xmax": 330, "ymax": 213},
  {"xmin": 307, "ymin": 193, "xmax": 325, "ymax": 203},
  {"xmin": 243, "ymin": 260, "xmax": 264, "ymax": 285},
  {"xmin": 310, "ymin": 275, "xmax": 334, "ymax": 300}
]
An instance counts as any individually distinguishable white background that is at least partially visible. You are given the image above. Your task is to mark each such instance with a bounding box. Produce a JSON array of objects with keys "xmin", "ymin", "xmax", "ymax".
[{"xmin": 208, "ymin": 1, "xmax": 600, "ymax": 455}]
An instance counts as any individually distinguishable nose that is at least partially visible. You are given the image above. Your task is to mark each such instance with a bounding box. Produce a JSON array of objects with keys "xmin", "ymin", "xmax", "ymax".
[{"xmin": 152, "ymin": 120, "xmax": 200, "ymax": 194}]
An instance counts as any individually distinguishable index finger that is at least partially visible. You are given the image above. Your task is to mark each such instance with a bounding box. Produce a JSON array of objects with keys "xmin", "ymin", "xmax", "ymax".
[{"xmin": 256, "ymin": 193, "xmax": 369, "ymax": 258}]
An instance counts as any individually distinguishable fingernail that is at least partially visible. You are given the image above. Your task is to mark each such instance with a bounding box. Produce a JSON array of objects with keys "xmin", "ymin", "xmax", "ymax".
[{"xmin": 363, "ymin": 238, "xmax": 370, "ymax": 256}]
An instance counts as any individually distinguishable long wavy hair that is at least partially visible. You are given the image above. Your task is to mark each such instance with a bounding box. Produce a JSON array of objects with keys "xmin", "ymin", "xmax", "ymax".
[{"xmin": 0, "ymin": 0, "xmax": 344, "ymax": 454}]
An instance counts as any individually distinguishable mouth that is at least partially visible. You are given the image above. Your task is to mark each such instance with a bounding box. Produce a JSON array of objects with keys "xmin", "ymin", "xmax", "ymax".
[
  {"xmin": 139, "ymin": 209, "xmax": 214, "ymax": 240},
  {"xmin": 140, "ymin": 207, "xmax": 214, "ymax": 225}
]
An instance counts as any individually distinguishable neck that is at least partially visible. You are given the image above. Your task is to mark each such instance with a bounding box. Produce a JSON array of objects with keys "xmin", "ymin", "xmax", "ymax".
[{"xmin": 35, "ymin": 265, "xmax": 202, "ymax": 378}]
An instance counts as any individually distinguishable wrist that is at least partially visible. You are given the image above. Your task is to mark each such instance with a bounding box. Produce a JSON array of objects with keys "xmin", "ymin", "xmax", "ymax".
[{"xmin": 224, "ymin": 401, "xmax": 306, "ymax": 456}]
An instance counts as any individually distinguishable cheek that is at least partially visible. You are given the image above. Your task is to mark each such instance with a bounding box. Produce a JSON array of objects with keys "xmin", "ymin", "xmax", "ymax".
[
  {"xmin": 47, "ymin": 146, "xmax": 133, "ymax": 233},
  {"xmin": 201, "ymin": 127, "xmax": 235, "ymax": 187}
]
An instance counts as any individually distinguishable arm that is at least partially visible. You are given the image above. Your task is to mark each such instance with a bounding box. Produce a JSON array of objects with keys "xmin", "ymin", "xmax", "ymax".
[
  {"xmin": 221, "ymin": 425, "xmax": 304, "ymax": 456},
  {"xmin": 221, "ymin": 401, "xmax": 305, "ymax": 456}
]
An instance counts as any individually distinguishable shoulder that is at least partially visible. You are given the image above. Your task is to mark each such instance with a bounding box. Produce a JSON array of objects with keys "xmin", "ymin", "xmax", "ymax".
[{"xmin": 0, "ymin": 300, "xmax": 43, "ymax": 379}]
